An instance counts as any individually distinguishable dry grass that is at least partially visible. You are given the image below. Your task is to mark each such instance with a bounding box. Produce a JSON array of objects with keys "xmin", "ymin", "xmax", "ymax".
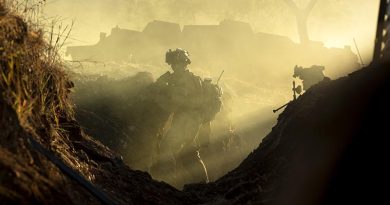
[
  {"xmin": 0, "ymin": 0, "xmax": 75, "ymax": 143},
  {"xmin": 0, "ymin": 0, "xmax": 97, "ymax": 188}
]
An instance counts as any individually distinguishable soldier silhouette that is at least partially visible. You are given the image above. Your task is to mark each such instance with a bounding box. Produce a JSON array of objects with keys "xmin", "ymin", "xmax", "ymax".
[{"xmin": 151, "ymin": 48, "xmax": 222, "ymax": 188}]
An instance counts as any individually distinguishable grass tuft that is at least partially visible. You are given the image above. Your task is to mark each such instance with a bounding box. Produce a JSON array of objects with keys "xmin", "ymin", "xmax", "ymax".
[{"xmin": 0, "ymin": 0, "xmax": 75, "ymax": 143}]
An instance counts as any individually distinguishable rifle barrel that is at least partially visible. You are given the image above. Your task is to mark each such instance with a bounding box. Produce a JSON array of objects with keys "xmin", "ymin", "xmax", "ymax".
[
  {"xmin": 353, "ymin": 38, "xmax": 365, "ymax": 67},
  {"xmin": 273, "ymin": 101, "xmax": 290, "ymax": 113},
  {"xmin": 216, "ymin": 70, "xmax": 224, "ymax": 85}
]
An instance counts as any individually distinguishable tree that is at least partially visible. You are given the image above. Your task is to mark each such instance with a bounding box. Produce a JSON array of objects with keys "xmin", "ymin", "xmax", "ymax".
[{"xmin": 284, "ymin": 0, "xmax": 318, "ymax": 44}]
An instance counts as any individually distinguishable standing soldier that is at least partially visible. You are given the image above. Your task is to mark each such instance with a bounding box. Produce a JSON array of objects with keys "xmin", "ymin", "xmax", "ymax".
[{"xmin": 151, "ymin": 48, "xmax": 222, "ymax": 188}]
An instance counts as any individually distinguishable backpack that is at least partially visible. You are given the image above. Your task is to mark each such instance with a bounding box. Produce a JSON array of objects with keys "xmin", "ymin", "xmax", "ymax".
[{"xmin": 201, "ymin": 80, "xmax": 223, "ymax": 122}]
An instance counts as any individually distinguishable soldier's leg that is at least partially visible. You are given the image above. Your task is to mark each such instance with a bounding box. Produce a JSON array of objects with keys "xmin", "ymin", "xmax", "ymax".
[
  {"xmin": 176, "ymin": 114, "xmax": 210, "ymax": 184},
  {"xmin": 151, "ymin": 140, "xmax": 177, "ymax": 185},
  {"xmin": 151, "ymin": 117, "xmax": 184, "ymax": 187},
  {"xmin": 177, "ymin": 144, "xmax": 209, "ymax": 184}
]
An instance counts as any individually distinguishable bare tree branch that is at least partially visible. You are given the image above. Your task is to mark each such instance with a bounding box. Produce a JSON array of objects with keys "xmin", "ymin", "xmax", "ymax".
[
  {"xmin": 283, "ymin": 0, "xmax": 299, "ymax": 13},
  {"xmin": 304, "ymin": 0, "xmax": 318, "ymax": 15},
  {"xmin": 283, "ymin": 0, "xmax": 318, "ymax": 44}
]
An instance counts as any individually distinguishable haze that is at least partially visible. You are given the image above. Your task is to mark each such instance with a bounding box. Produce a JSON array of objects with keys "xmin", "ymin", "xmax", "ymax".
[
  {"xmin": 44, "ymin": 0, "xmax": 379, "ymax": 63},
  {"xmin": 40, "ymin": 0, "xmax": 381, "ymax": 187}
]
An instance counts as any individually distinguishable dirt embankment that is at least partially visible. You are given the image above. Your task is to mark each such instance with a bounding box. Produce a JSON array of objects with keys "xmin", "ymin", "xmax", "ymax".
[
  {"xmin": 0, "ymin": 3, "xmax": 189, "ymax": 205},
  {"xmin": 183, "ymin": 64, "xmax": 390, "ymax": 205}
]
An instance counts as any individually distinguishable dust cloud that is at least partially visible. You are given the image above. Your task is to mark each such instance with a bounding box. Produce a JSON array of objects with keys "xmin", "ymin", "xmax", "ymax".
[
  {"xmin": 41, "ymin": 0, "xmax": 380, "ymax": 188},
  {"xmin": 44, "ymin": 0, "xmax": 379, "ymax": 62}
]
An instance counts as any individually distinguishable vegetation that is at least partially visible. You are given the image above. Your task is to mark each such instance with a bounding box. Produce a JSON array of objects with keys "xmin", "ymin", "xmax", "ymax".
[
  {"xmin": 0, "ymin": 2, "xmax": 95, "ymax": 200},
  {"xmin": 0, "ymin": 0, "xmax": 75, "ymax": 144}
]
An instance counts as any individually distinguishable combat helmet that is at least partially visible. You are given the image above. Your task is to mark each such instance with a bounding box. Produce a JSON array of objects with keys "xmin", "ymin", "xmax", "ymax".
[{"xmin": 165, "ymin": 48, "xmax": 191, "ymax": 65}]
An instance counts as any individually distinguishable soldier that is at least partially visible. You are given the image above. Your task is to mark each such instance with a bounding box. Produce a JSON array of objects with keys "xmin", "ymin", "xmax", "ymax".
[
  {"xmin": 151, "ymin": 48, "xmax": 222, "ymax": 188},
  {"xmin": 293, "ymin": 65, "xmax": 330, "ymax": 91}
]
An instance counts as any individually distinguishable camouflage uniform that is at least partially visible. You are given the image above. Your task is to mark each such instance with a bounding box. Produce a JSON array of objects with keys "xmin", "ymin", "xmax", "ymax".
[{"xmin": 152, "ymin": 48, "xmax": 222, "ymax": 188}]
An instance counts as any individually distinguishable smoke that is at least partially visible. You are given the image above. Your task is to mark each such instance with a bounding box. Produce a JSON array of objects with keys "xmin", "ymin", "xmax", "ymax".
[
  {"xmin": 44, "ymin": 0, "xmax": 379, "ymax": 62},
  {"xmin": 45, "ymin": 0, "xmax": 381, "ymax": 188}
]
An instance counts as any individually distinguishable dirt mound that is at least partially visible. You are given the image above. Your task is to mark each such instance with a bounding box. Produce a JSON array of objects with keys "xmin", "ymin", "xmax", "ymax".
[
  {"xmin": 0, "ymin": 3, "xmax": 189, "ymax": 205},
  {"xmin": 183, "ymin": 64, "xmax": 389, "ymax": 204}
]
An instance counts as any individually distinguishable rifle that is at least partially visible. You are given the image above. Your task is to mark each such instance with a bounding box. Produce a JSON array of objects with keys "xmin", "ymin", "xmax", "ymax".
[
  {"xmin": 273, "ymin": 101, "xmax": 290, "ymax": 113},
  {"xmin": 353, "ymin": 38, "xmax": 365, "ymax": 67},
  {"xmin": 216, "ymin": 70, "xmax": 224, "ymax": 85},
  {"xmin": 273, "ymin": 81, "xmax": 301, "ymax": 113}
]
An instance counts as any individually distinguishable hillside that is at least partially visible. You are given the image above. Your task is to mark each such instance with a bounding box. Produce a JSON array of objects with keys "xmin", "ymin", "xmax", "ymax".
[{"xmin": 183, "ymin": 64, "xmax": 389, "ymax": 205}]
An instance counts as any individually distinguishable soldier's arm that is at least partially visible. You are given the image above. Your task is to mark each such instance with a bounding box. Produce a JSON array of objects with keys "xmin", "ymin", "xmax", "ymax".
[
  {"xmin": 148, "ymin": 72, "xmax": 173, "ymax": 111},
  {"xmin": 155, "ymin": 71, "xmax": 171, "ymax": 85},
  {"xmin": 150, "ymin": 71, "xmax": 172, "ymax": 96}
]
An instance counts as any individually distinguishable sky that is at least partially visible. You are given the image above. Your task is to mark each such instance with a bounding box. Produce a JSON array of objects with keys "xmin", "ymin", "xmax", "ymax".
[{"xmin": 42, "ymin": 0, "xmax": 380, "ymax": 64}]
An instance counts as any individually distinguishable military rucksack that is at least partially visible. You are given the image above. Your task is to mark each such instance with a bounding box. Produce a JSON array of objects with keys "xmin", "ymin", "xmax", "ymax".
[{"xmin": 201, "ymin": 79, "xmax": 223, "ymax": 122}]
